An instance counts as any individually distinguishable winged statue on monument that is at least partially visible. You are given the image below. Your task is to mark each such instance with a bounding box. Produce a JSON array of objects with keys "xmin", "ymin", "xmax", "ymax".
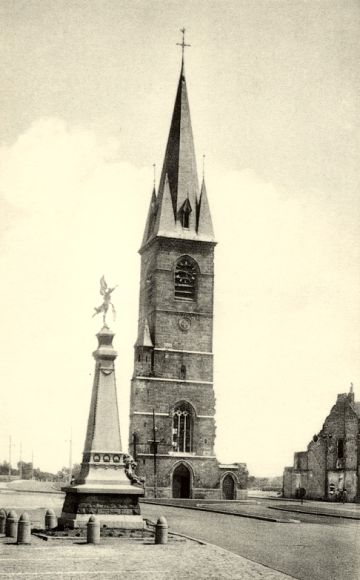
[{"xmin": 92, "ymin": 276, "xmax": 117, "ymax": 326}]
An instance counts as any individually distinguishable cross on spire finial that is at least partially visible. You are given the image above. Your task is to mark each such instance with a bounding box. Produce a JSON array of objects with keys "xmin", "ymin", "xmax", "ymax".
[{"xmin": 176, "ymin": 27, "xmax": 191, "ymax": 64}]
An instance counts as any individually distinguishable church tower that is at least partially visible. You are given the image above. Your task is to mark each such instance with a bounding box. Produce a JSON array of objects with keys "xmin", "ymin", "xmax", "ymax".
[{"xmin": 129, "ymin": 40, "xmax": 247, "ymax": 499}]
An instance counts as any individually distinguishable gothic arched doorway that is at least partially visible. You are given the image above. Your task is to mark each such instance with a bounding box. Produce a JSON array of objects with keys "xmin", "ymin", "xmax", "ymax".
[
  {"xmin": 172, "ymin": 464, "xmax": 191, "ymax": 498},
  {"xmin": 222, "ymin": 474, "xmax": 236, "ymax": 500}
]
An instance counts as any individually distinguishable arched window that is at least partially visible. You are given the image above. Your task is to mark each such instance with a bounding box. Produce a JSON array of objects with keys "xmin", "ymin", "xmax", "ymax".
[
  {"xmin": 172, "ymin": 402, "xmax": 193, "ymax": 452},
  {"xmin": 174, "ymin": 256, "xmax": 197, "ymax": 300}
]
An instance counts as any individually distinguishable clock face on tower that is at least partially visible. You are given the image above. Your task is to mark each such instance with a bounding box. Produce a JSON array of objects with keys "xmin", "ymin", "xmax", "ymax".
[{"xmin": 178, "ymin": 317, "xmax": 191, "ymax": 332}]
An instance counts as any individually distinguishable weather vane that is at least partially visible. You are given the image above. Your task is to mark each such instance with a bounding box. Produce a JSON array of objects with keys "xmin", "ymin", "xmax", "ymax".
[
  {"xmin": 93, "ymin": 276, "xmax": 117, "ymax": 326},
  {"xmin": 176, "ymin": 27, "xmax": 191, "ymax": 62}
]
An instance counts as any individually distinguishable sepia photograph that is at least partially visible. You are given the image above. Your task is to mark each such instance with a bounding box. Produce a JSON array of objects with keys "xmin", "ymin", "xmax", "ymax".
[{"xmin": 0, "ymin": 1, "xmax": 359, "ymax": 578}]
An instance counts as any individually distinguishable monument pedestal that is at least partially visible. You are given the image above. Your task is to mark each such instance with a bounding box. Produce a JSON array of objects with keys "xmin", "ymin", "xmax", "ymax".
[
  {"xmin": 59, "ymin": 324, "xmax": 145, "ymax": 529},
  {"xmin": 60, "ymin": 483, "xmax": 144, "ymax": 529}
]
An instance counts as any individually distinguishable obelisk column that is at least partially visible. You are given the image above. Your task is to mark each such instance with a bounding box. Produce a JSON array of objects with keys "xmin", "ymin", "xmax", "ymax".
[
  {"xmin": 77, "ymin": 324, "xmax": 124, "ymax": 485},
  {"xmin": 60, "ymin": 279, "xmax": 144, "ymax": 529}
]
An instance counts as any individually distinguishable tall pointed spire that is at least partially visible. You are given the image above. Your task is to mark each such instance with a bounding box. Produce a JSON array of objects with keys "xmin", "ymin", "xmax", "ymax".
[
  {"xmin": 158, "ymin": 61, "xmax": 199, "ymax": 225},
  {"xmin": 140, "ymin": 34, "xmax": 215, "ymax": 249}
]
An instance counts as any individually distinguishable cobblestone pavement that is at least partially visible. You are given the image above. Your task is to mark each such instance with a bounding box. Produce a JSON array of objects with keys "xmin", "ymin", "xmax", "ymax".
[{"xmin": 0, "ymin": 535, "xmax": 293, "ymax": 579}]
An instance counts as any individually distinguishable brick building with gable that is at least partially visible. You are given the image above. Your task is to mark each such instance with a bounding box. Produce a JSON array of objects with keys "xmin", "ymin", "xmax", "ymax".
[{"xmin": 283, "ymin": 386, "xmax": 360, "ymax": 502}]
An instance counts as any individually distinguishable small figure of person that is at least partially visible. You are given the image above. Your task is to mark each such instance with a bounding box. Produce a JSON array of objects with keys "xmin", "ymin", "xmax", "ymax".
[
  {"xmin": 298, "ymin": 487, "xmax": 306, "ymax": 505},
  {"xmin": 342, "ymin": 488, "xmax": 347, "ymax": 503},
  {"xmin": 329, "ymin": 482, "xmax": 335, "ymax": 499}
]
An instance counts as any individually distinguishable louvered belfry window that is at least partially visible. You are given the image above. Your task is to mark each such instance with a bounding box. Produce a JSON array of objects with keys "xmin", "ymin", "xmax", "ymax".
[{"xmin": 174, "ymin": 257, "xmax": 197, "ymax": 300}]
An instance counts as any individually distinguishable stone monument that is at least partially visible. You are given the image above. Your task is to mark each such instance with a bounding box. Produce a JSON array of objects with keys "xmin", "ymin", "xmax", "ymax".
[{"xmin": 60, "ymin": 277, "xmax": 144, "ymax": 529}]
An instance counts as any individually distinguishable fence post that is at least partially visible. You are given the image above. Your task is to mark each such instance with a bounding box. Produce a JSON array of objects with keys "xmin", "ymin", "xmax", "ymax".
[
  {"xmin": 87, "ymin": 515, "xmax": 100, "ymax": 544},
  {"xmin": 155, "ymin": 516, "xmax": 168, "ymax": 544},
  {"xmin": 45, "ymin": 509, "xmax": 57, "ymax": 530},
  {"xmin": 5, "ymin": 510, "xmax": 18, "ymax": 538},
  {"xmin": 0, "ymin": 509, "xmax": 6, "ymax": 534},
  {"xmin": 17, "ymin": 513, "xmax": 31, "ymax": 545}
]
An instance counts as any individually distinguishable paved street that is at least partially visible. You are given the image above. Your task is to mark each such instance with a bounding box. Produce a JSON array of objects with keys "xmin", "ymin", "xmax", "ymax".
[
  {"xmin": 141, "ymin": 502, "xmax": 360, "ymax": 580},
  {"xmin": 1, "ymin": 485, "xmax": 360, "ymax": 579}
]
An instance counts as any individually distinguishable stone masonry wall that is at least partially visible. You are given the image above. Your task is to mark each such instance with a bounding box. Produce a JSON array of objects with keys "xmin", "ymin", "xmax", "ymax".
[
  {"xmin": 130, "ymin": 220, "xmax": 248, "ymax": 498},
  {"xmin": 306, "ymin": 437, "xmax": 326, "ymax": 499},
  {"xmin": 283, "ymin": 392, "xmax": 360, "ymax": 501},
  {"xmin": 153, "ymin": 350, "xmax": 213, "ymax": 382}
]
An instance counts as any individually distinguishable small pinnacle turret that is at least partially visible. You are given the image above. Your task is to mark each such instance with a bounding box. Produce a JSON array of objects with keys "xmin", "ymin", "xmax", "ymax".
[
  {"xmin": 135, "ymin": 319, "xmax": 153, "ymax": 348},
  {"xmin": 197, "ymin": 178, "xmax": 215, "ymax": 240},
  {"xmin": 141, "ymin": 186, "xmax": 157, "ymax": 248}
]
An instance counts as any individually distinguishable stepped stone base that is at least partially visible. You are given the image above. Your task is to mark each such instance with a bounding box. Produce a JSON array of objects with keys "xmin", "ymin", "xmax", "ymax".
[{"xmin": 59, "ymin": 485, "xmax": 145, "ymax": 529}]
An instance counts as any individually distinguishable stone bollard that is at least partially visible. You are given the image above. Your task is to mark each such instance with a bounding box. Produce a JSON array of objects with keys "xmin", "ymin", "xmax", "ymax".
[
  {"xmin": 0, "ymin": 509, "xmax": 6, "ymax": 534},
  {"xmin": 87, "ymin": 515, "xmax": 100, "ymax": 544},
  {"xmin": 5, "ymin": 510, "xmax": 18, "ymax": 538},
  {"xmin": 155, "ymin": 516, "xmax": 168, "ymax": 544},
  {"xmin": 17, "ymin": 513, "xmax": 31, "ymax": 545},
  {"xmin": 45, "ymin": 509, "xmax": 57, "ymax": 530}
]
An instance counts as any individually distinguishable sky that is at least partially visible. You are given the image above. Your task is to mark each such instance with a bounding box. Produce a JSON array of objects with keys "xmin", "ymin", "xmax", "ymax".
[{"xmin": 0, "ymin": 0, "xmax": 359, "ymax": 477}]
